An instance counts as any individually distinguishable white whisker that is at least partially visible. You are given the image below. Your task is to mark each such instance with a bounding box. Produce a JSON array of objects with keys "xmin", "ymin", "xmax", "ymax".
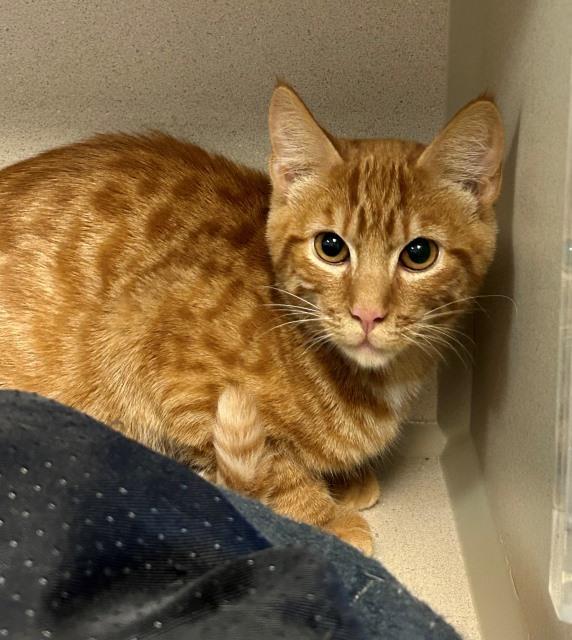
[
  {"xmin": 423, "ymin": 293, "xmax": 517, "ymax": 320},
  {"xmin": 420, "ymin": 323, "xmax": 475, "ymax": 355},
  {"xmin": 269, "ymin": 309, "xmax": 322, "ymax": 320},
  {"xmin": 475, "ymin": 293, "xmax": 518, "ymax": 313},
  {"xmin": 421, "ymin": 321, "xmax": 475, "ymax": 344},
  {"xmin": 420, "ymin": 309, "xmax": 468, "ymax": 322},
  {"xmin": 419, "ymin": 325, "xmax": 473, "ymax": 365},
  {"xmin": 402, "ymin": 334, "xmax": 434, "ymax": 361},
  {"xmin": 302, "ymin": 331, "xmax": 334, "ymax": 356},
  {"xmin": 417, "ymin": 325, "xmax": 471, "ymax": 368},
  {"xmin": 423, "ymin": 297, "xmax": 475, "ymax": 318},
  {"xmin": 264, "ymin": 285, "xmax": 320, "ymax": 311},
  {"xmin": 262, "ymin": 303, "xmax": 321, "ymax": 318},
  {"xmin": 404, "ymin": 328, "xmax": 448, "ymax": 365},
  {"xmin": 258, "ymin": 317, "xmax": 324, "ymax": 338},
  {"xmin": 264, "ymin": 303, "xmax": 319, "ymax": 312}
]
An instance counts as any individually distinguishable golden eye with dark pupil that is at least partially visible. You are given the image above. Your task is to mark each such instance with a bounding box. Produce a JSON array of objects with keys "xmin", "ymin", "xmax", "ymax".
[
  {"xmin": 400, "ymin": 237, "xmax": 438, "ymax": 270},
  {"xmin": 314, "ymin": 232, "xmax": 349, "ymax": 264}
]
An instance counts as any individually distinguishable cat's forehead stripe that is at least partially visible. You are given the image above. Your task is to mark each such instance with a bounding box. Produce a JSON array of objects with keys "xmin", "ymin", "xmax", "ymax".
[
  {"xmin": 340, "ymin": 156, "xmax": 413, "ymax": 243},
  {"xmin": 345, "ymin": 163, "xmax": 362, "ymax": 211}
]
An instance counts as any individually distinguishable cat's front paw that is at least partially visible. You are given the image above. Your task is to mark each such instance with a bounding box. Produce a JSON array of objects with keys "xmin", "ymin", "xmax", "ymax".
[
  {"xmin": 325, "ymin": 508, "xmax": 373, "ymax": 555},
  {"xmin": 330, "ymin": 467, "xmax": 380, "ymax": 511}
]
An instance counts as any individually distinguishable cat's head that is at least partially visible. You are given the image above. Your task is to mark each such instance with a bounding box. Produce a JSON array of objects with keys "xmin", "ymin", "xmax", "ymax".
[{"xmin": 266, "ymin": 84, "xmax": 504, "ymax": 370}]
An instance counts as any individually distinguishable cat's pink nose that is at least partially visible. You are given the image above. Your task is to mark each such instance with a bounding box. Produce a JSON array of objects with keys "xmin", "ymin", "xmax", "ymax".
[{"xmin": 350, "ymin": 307, "xmax": 387, "ymax": 335}]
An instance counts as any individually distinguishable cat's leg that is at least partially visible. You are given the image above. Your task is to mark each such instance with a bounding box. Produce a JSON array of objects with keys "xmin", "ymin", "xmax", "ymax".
[
  {"xmin": 213, "ymin": 386, "xmax": 373, "ymax": 554},
  {"xmin": 268, "ymin": 455, "xmax": 373, "ymax": 555},
  {"xmin": 329, "ymin": 466, "xmax": 381, "ymax": 511}
]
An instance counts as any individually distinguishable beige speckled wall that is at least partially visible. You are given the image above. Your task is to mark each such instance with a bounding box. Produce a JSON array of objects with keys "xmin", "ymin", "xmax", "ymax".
[
  {"xmin": 0, "ymin": 0, "xmax": 448, "ymax": 169},
  {"xmin": 0, "ymin": 0, "xmax": 448, "ymax": 424},
  {"xmin": 448, "ymin": 0, "xmax": 572, "ymax": 638}
]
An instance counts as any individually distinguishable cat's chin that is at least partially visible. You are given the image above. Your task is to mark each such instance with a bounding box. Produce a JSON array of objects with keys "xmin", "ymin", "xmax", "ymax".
[{"xmin": 338, "ymin": 343, "xmax": 396, "ymax": 371}]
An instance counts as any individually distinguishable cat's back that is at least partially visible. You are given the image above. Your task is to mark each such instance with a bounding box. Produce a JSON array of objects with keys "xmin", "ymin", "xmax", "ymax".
[
  {"xmin": 0, "ymin": 132, "xmax": 271, "ymax": 295},
  {"xmin": 0, "ymin": 132, "xmax": 270, "ymax": 251},
  {"xmin": 0, "ymin": 133, "xmax": 272, "ymax": 401}
]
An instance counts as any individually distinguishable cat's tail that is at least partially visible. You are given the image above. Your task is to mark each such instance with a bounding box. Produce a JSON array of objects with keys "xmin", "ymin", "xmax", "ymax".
[{"xmin": 213, "ymin": 385, "xmax": 267, "ymax": 496}]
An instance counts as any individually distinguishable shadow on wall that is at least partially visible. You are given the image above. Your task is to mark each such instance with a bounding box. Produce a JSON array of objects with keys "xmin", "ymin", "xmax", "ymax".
[{"xmin": 470, "ymin": 115, "xmax": 521, "ymax": 465}]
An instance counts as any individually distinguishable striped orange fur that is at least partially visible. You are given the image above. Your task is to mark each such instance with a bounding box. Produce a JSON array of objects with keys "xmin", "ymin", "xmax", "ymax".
[
  {"xmin": 213, "ymin": 386, "xmax": 267, "ymax": 494},
  {"xmin": 0, "ymin": 84, "xmax": 503, "ymax": 553}
]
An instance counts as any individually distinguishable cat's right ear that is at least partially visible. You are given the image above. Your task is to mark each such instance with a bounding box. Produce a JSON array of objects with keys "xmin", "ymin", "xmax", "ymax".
[{"xmin": 268, "ymin": 84, "xmax": 342, "ymax": 200}]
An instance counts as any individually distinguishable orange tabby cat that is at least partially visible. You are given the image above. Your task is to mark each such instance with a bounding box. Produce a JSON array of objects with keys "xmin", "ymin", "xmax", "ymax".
[{"xmin": 0, "ymin": 84, "xmax": 503, "ymax": 553}]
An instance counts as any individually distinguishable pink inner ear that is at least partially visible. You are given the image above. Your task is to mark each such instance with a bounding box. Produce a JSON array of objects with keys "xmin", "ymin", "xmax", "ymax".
[
  {"xmin": 462, "ymin": 179, "xmax": 479, "ymax": 195},
  {"xmin": 273, "ymin": 159, "xmax": 308, "ymax": 189},
  {"xmin": 280, "ymin": 166, "xmax": 297, "ymax": 185},
  {"xmin": 270, "ymin": 159, "xmax": 289, "ymax": 192}
]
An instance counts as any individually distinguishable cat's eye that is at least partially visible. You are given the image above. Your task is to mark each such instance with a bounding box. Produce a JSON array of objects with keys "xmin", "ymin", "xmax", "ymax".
[
  {"xmin": 314, "ymin": 232, "xmax": 349, "ymax": 264},
  {"xmin": 399, "ymin": 237, "xmax": 438, "ymax": 271}
]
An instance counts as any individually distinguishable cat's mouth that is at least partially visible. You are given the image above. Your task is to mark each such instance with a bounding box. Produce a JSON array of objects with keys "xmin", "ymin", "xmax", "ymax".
[
  {"xmin": 356, "ymin": 339, "xmax": 379, "ymax": 351},
  {"xmin": 337, "ymin": 340, "xmax": 398, "ymax": 370}
]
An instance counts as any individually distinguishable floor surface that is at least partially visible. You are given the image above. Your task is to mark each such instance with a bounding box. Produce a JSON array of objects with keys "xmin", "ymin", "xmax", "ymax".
[{"xmin": 366, "ymin": 451, "xmax": 481, "ymax": 640}]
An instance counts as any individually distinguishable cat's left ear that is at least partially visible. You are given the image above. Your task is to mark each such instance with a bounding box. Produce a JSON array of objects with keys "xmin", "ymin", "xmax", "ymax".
[
  {"xmin": 268, "ymin": 83, "xmax": 343, "ymax": 199},
  {"xmin": 417, "ymin": 97, "xmax": 504, "ymax": 206}
]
